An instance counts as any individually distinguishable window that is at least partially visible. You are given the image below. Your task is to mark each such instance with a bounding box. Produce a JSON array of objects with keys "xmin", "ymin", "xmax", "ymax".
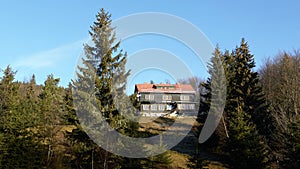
[
  {"xmin": 180, "ymin": 95, "xmax": 190, "ymax": 101},
  {"xmin": 188, "ymin": 104, "xmax": 195, "ymax": 110},
  {"xmin": 178, "ymin": 104, "xmax": 188, "ymax": 110},
  {"xmin": 162, "ymin": 95, "xmax": 172, "ymax": 100},
  {"xmin": 145, "ymin": 94, "xmax": 154, "ymax": 101},
  {"xmin": 182, "ymin": 104, "xmax": 188, "ymax": 110},
  {"xmin": 142, "ymin": 104, "xmax": 150, "ymax": 111},
  {"xmin": 151, "ymin": 104, "xmax": 157, "ymax": 111},
  {"xmin": 159, "ymin": 104, "xmax": 165, "ymax": 111}
]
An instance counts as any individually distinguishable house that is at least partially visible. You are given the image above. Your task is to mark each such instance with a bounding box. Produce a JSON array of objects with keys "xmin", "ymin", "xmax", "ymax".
[{"xmin": 134, "ymin": 82, "xmax": 197, "ymax": 117}]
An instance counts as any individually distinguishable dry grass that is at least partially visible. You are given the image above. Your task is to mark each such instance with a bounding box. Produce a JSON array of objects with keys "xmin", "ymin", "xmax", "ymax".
[
  {"xmin": 168, "ymin": 150, "xmax": 190, "ymax": 169},
  {"xmin": 50, "ymin": 121, "xmax": 229, "ymax": 168},
  {"xmin": 138, "ymin": 117, "xmax": 230, "ymax": 169},
  {"xmin": 138, "ymin": 116, "xmax": 198, "ymax": 133},
  {"xmin": 204, "ymin": 161, "xmax": 229, "ymax": 169}
]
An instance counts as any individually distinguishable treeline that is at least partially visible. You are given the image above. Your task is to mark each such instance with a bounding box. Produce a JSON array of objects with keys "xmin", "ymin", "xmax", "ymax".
[
  {"xmin": 0, "ymin": 69, "xmax": 69, "ymax": 168},
  {"xmin": 0, "ymin": 8, "xmax": 300, "ymax": 169},
  {"xmin": 0, "ymin": 9, "xmax": 173, "ymax": 169},
  {"xmin": 198, "ymin": 41, "xmax": 300, "ymax": 168},
  {"xmin": 0, "ymin": 69, "xmax": 172, "ymax": 168}
]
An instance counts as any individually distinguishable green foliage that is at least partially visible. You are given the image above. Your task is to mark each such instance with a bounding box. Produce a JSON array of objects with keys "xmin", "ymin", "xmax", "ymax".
[
  {"xmin": 140, "ymin": 151, "xmax": 173, "ymax": 169},
  {"xmin": 282, "ymin": 120, "xmax": 300, "ymax": 168},
  {"xmin": 227, "ymin": 106, "xmax": 268, "ymax": 168},
  {"xmin": 199, "ymin": 39, "xmax": 270, "ymax": 168},
  {"xmin": 69, "ymin": 8, "xmax": 138, "ymax": 168},
  {"xmin": 63, "ymin": 83, "xmax": 77, "ymax": 125},
  {"xmin": 0, "ymin": 66, "xmax": 20, "ymax": 134},
  {"xmin": 2, "ymin": 9, "xmax": 300, "ymax": 169},
  {"xmin": 0, "ymin": 8, "xmax": 188, "ymax": 169},
  {"xmin": 38, "ymin": 74, "xmax": 65, "ymax": 168},
  {"xmin": 129, "ymin": 92, "xmax": 140, "ymax": 110},
  {"xmin": 0, "ymin": 67, "xmax": 47, "ymax": 168},
  {"xmin": 224, "ymin": 39, "xmax": 270, "ymax": 168}
]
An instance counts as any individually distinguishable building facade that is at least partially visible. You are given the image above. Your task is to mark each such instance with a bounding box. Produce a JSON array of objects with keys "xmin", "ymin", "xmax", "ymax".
[{"xmin": 134, "ymin": 82, "xmax": 197, "ymax": 117}]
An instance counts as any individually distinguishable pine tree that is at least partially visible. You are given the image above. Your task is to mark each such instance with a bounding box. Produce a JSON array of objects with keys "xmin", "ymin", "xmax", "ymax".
[
  {"xmin": 39, "ymin": 74, "xmax": 65, "ymax": 168},
  {"xmin": 197, "ymin": 47, "xmax": 231, "ymax": 155},
  {"xmin": 225, "ymin": 39, "xmax": 269, "ymax": 168},
  {"xmin": 231, "ymin": 39, "xmax": 274, "ymax": 137},
  {"xmin": 199, "ymin": 40, "xmax": 270, "ymax": 168},
  {"xmin": 70, "ymin": 8, "xmax": 135, "ymax": 168},
  {"xmin": 0, "ymin": 67, "xmax": 45, "ymax": 168},
  {"xmin": 0, "ymin": 66, "xmax": 20, "ymax": 134},
  {"xmin": 287, "ymin": 119, "xmax": 300, "ymax": 168},
  {"xmin": 0, "ymin": 66, "xmax": 20, "ymax": 167},
  {"xmin": 14, "ymin": 74, "xmax": 46, "ymax": 168},
  {"xmin": 20, "ymin": 74, "xmax": 40, "ymax": 128},
  {"xmin": 198, "ymin": 46, "xmax": 227, "ymax": 144},
  {"xmin": 144, "ymin": 151, "xmax": 173, "ymax": 169},
  {"xmin": 64, "ymin": 82, "xmax": 77, "ymax": 125},
  {"xmin": 227, "ymin": 105, "xmax": 268, "ymax": 168}
]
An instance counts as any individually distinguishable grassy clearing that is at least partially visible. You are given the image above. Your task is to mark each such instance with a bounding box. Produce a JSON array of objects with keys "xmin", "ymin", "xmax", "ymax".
[
  {"xmin": 168, "ymin": 150, "xmax": 190, "ymax": 169},
  {"xmin": 138, "ymin": 116, "xmax": 230, "ymax": 169}
]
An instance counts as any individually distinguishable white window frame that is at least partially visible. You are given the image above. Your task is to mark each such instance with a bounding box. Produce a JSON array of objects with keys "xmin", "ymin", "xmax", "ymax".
[
  {"xmin": 189, "ymin": 104, "xmax": 195, "ymax": 110},
  {"xmin": 180, "ymin": 104, "xmax": 188, "ymax": 110},
  {"xmin": 145, "ymin": 94, "xmax": 154, "ymax": 101},
  {"xmin": 162, "ymin": 95, "xmax": 172, "ymax": 100},
  {"xmin": 180, "ymin": 95, "xmax": 190, "ymax": 101},
  {"xmin": 142, "ymin": 104, "xmax": 150, "ymax": 111},
  {"xmin": 159, "ymin": 104, "xmax": 165, "ymax": 111},
  {"xmin": 151, "ymin": 104, "xmax": 157, "ymax": 111}
]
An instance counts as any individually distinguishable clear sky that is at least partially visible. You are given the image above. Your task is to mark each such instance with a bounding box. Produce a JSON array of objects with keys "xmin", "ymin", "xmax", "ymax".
[{"xmin": 0, "ymin": 1, "xmax": 299, "ymax": 93}]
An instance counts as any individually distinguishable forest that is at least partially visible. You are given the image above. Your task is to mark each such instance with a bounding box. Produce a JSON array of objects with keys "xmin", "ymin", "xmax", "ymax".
[{"xmin": 0, "ymin": 8, "xmax": 299, "ymax": 169}]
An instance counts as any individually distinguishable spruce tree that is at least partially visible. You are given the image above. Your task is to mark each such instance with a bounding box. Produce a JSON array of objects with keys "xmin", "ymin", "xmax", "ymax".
[
  {"xmin": 231, "ymin": 39, "xmax": 273, "ymax": 137},
  {"xmin": 21, "ymin": 74, "xmax": 40, "ymax": 128},
  {"xmin": 72, "ymin": 8, "xmax": 131, "ymax": 132},
  {"xmin": 227, "ymin": 105, "xmax": 268, "ymax": 168},
  {"xmin": 198, "ymin": 46, "xmax": 226, "ymax": 144},
  {"xmin": 64, "ymin": 82, "xmax": 77, "ymax": 125},
  {"xmin": 199, "ymin": 39, "xmax": 270, "ymax": 168},
  {"xmin": 0, "ymin": 67, "xmax": 45, "ymax": 168},
  {"xmin": 70, "ymin": 8, "xmax": 135, "ymax": 168},
  {"xmin": 0, "ymin": 66, "xmax": 20, "ymax": 167},
  {"xmin": 0, "ymin": 66, "xmax": 20, "ymax": 134},
  {"xmin": 225, "ymin": 39, "xmax": 269, "ymax": 168},
  {"xmin": 39, "ymin": 74, "xmax": 65, "ymax": 168}
]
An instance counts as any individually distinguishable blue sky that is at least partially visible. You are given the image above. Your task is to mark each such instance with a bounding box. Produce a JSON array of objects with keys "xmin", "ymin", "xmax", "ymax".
[{"xmin": 0, "ymin": 1, "xmax": 299, "ymax": 93}]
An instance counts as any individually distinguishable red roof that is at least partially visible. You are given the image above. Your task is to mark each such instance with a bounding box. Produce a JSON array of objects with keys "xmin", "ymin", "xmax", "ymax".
[{"xmin": 135, "ymin": 82, "xmax": 196, "ymax": 94}]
